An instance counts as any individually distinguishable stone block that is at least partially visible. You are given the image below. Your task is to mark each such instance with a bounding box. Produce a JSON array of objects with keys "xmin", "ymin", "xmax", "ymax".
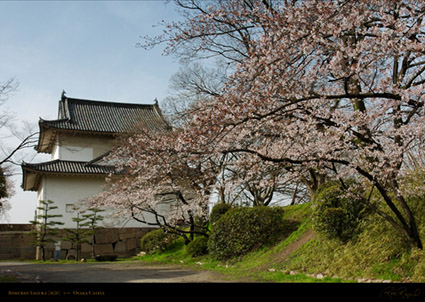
[
  {"xmin": 136, "ymin": 228, "xmax": 151, "ymax": 237},
  {"xmin": 113, "ymin": 241, "xmax": 127, "ymax": 254},
  {"xmin": 61, "ymin": 240, "xmax": 72, "ymax": 249},
  {"xmin": 93, "ymin": 233, "xmax": 107, "ymax": 244},
  {"xmin": 44, "ymin": 241, "xmax": 55, "ymax": 249},
  {"xmin": 95, "ymin": 229, "xmax": 119, "ymax": 244},
  {"xmin": 95, "ymin": 232, "xmax": 108, "ymax": 244},
  {"xmin": 126, "ymin": 238, "xmax": 137, "ymax": 250},
  {"xmin": 60, "ymin": 250, "xmax": 67, "ymax": 259},
  {"xmin": 80, "ymin": 251, "xmax": 92, "ymax": 259},
  {"xmin": 95, "ymin": 243, "xmax": 113, "ymax": 255},
  {"xmin": 118, "ymin": 229, "xmax": 135, "ymax": 240},
  {"xmin": 67, "ymin": 249, "xmax": 76, "ymax": 257},
  {"xmin": 87, "ymin": 236, "xmax": 94, "ymax": 244},
  {"xmin": 81, "ymin": 243, "xmax": 92, "ymax": 253}
]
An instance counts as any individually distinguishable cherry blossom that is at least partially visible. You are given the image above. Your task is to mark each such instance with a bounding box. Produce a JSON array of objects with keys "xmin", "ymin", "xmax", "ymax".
[
  {"xmin": 172, "ymin": 0, "xmax": 425, "ymax": 248},
  {"xmin": 95, "ymin": 0, "xmax": 425, "ymax": 249}
]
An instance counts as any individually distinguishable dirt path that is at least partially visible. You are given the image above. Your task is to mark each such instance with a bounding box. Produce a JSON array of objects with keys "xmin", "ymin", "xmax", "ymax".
[
  {"xmin": 0, "ymin": 261, "xmax": 236, "ymax": 283},
  {"xmin": 275, "ymin": 228, "xmax": 316, "ymax": 262}
]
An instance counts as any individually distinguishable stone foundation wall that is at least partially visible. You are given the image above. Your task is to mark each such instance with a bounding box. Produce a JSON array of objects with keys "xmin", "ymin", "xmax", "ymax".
[
  {"xmin": 0, "ymin": 224, "xmax": 155, "ymax": 260},
  {"xmin": 37, "ymin": 227, "xmax": 156, "ymax": 260},
  {"xmin": 0, "ymin": 225, "xmax": 36, "ymax": 260}
]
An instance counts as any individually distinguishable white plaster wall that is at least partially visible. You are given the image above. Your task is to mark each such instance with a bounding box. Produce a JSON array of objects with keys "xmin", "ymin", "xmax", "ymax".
[
  {"xmin": 35, "ymin": 132, "xmax": 159, "ymax": 229},
  {"xmin": 35, "ymin": 178, "xmax": 46, "ymax": 221},
  {"xmin": 54, "ymin": 134, "xmax": 114, "ymax": 161},
  {"xmin": 52, "ymin": 142, "xmax": 60, "ymax": 160},
  {"xmin": 38, "ymin": 175, "xmax": 151, "ymax": 228}
]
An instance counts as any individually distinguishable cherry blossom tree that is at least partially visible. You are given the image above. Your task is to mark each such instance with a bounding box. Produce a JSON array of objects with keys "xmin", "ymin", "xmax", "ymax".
[
  {"xmin": 89, "ymin": 128, "xmax": 225, "ymax": 244},
  {"xmin": 151, "ymin": 0, "xmax": 425, "ymax": 249},
  {"xmin": 141, "ymin": 0, "xmax": 273, "ymax": 64},
  {"xmin": 150, "ymin": 0, "xmax": 301, "ymax": 206},
  {"xmin": 161, "ymin": 62, "xmax": 227, "ymax": 127},
  {"xmin": 95, "ymin": 0, "xmax": 425, "ymax": 250},
  {"xmin": 218, "ymin": 151, "xmax": 309, "ymax": 206}
]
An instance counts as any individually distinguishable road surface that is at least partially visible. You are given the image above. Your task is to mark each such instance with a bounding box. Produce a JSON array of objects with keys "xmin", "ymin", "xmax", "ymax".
[{"xmin": 0, "ymin": 261, "xmax": 236, "ymax": 283}]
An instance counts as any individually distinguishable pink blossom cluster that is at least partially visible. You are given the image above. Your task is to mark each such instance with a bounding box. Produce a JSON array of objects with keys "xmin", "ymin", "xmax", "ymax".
[{"xmin": 93, "ymin": 0, "xmax": 425, "ymax": 248}]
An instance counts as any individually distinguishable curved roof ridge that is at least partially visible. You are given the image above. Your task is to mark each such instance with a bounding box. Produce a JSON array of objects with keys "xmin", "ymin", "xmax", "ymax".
[
  {"xmin": 36, "ymin": 93, "xmax": 171, "ymax": 153},
  {"xmin": 64, "ymin": 96, "xmax": 158, "ymax": 108}
]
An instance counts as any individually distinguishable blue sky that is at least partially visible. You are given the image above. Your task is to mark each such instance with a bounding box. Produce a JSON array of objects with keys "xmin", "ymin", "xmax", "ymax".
[{"xmin": 0, "ymin": 1, "xmax": 183, "ymax": 223}]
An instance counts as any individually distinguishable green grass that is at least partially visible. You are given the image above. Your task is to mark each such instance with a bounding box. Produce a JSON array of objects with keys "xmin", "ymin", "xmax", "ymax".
[
  {"xmin": 132, "ymin": 203, "xmax": 347, "ymax": 282},
  {"xmin": 278, "ymin": 201, "xmax": 425, "ymax": 282},
  {"xmin": 12, "ymin": 201, "xmax": 423, "ymax": 283},
  {"xmin": 257, "ymin": 270, "xmax": 347, "ymax": 283},
  {"xmin": 132, "ymin": 201, "xmax": 425, "ymax": 283}
]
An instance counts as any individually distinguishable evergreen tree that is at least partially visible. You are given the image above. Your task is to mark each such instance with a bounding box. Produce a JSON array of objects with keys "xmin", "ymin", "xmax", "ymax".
[
  {"xmin": 82, "ymin": 208, "xmax": 104, "ymax": 258},
  {"xmin": 30, "ymin": 200, "xmax": 64, "ymax": 261},
  {"xmin": 64, "ymin": 206, "xmax": 90, "ymax": 261}
]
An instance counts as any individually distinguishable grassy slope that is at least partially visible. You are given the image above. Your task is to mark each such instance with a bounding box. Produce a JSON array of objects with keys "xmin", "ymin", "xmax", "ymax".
[{"xmin": 135, "ymin": 202, "xmax": 425, "ymax": 283}]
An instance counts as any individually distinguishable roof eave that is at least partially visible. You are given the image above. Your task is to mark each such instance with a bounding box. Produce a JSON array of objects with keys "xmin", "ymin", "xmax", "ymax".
[
  {"xmin": 21, "ymin": 166, "xmax": 112, "ymax": 192},
  {"xmin": 21, "ymin": 165, "xmax": 41, "ymax": 191},
  {"xmin": 36, "ymin": 122, "xmax": 119, "ymax": 154},
  {"xmin": 36, "ymin": 122, "xmax": 55, "ymax": 153}
]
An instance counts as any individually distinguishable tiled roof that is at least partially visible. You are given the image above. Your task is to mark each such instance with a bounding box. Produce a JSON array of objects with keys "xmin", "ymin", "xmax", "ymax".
[
  {"xmin": 37, "ymin": 95, "xmax": 171, "ymax": 153},
  {"xmin": 22, "ymin": 160, "xmax": 115, "ymax": 174},
  {"xmin": 41, "ymin": 96, "xmax": 170, "ymax": 133},
  {"xmin": 21, "ymin": 160, "xmax": 115, "ymax": 191}
]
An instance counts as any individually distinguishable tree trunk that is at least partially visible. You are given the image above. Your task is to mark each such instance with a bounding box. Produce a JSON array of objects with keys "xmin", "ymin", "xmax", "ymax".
[
  {"xmin": 290, "ymin": 182, "xmax": 300, "ymax": 205},
  {"xmin": 360, "ymin": 169, "xmax": 423, "ymax": 250}
]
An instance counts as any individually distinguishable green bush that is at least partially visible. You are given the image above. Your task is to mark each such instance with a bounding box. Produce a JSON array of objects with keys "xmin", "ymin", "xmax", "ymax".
[
  {"xmin": 312, "ymin": 181, "xmax": 367, "ymax": 242},
  {"xmin": 186, "ymin": 236, "xmax": 209, "ymax": 257},
  {"xmin": 209, "ymin": 203, "xmax": 232, "ymax": 226},
  {"xmin": 208, "ymin": 206, "xmax": 285, "ymax": 260},
  {"xmin": 140, "ymin": 228, "xmax": 178, "ymax": 254}
]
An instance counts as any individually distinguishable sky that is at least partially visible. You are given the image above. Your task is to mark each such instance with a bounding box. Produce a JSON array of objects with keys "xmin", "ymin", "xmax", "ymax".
[{"xmin": 0, "ymin": 0, "xmax": 184, "ymax": 223}]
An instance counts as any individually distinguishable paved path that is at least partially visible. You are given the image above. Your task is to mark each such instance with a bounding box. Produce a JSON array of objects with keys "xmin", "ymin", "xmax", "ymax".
[{"xmin": 0, "ymin": 261, "xmax": 235, "ymax": 283}]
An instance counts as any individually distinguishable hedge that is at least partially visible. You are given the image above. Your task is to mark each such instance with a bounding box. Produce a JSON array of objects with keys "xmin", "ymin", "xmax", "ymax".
[
  {"xmin": 312, "ymin": 181, "xmax": 367, "ymax": 242},
  {"xmin": 208, "ymin": 206, "xmax": 285, "ymax": 260},
  {"xmin": 140, "ymin": 228, "xmax": 178, "ymax": 254}
]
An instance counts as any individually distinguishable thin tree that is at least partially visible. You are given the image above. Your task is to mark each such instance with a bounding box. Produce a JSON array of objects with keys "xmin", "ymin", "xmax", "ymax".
[
  {"xmin": 82, "ymin": 207, "xmax": 104, "ymax": 258},
  {"xmin": 30, "ymin": 200, "xmax": 64, "ymax": 261},
  {"xmin": 64, "ymin": 207, "xmax": 90, "ymax": 261}
]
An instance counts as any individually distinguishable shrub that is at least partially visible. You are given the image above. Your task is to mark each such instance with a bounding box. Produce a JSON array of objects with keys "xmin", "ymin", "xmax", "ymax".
[
  {"xmin": 312, "ymin": 181, "xmax": 367, "ymax": 242},
  {"xmin": 186, "ymin": 236, "xmax": 209, "ymax": 257},
  {"xmin": 209, "ymin": 203, "xmax": 232, "ymax": 226},
  {"xmin": 140, "ymin": 228, "xmax": 178, "ymax": 254},
  {"xmin": 95, "ymin": 255, "xmax": 117, "ymax": 262},
  {"xmin": 208, "ymin": 206, "xmax": 285, "ymax": 260}
]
